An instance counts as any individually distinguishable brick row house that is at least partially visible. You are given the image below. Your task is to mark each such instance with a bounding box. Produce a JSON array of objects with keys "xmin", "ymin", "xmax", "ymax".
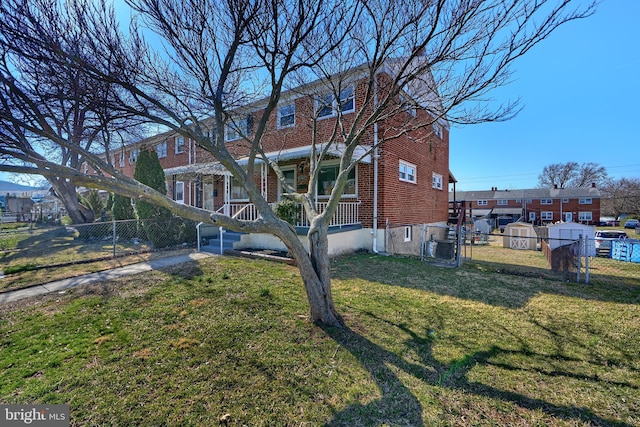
[
  {"xmin": 450, "ymin": 185, "xmax": 601, "ymax": 228},
  {"xmin": 93, "ymin": 62, "xmax": 452, "ymax": 253}
]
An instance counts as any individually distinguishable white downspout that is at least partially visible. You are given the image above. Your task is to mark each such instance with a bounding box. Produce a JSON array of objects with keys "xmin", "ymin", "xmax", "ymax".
[
  {"xmin": 372, "ymin": 126, "xmax": 379, "ymax": 254},
  {"xmin": 372, "ymin": 72, "xmax": 380, "ymax": 254}
]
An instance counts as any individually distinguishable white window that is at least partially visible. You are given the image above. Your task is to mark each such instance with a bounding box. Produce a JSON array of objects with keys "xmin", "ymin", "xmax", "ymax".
[
  {"xmin": 316, "ymin": 92, "xmax": 334, "ymax": 118},
  {"xmin": 579, "ymin": 211, "xmax": 593, "ymax": 221},
  {"xmin": 399, "ymin": 161, "xmax": 416, "ymax": 183},
  {"xmin": 118, "ymin": 152, "xmax": 125, "ymax": 167},
  {"xmin": 562, "ymin": 198, "xmax": 569, "ymax": 203},
  {"xmin": 540, "ymin": 198, "xmax": 553, "ymax": 205},
  {"xmin": 477, "ymin": 200, "xmax": 487, "ymax": 206},
  {"xmin": 316, "ymin": 85, "xmax": 355, "ymax": 118},
  {"xmin": 278, "ymin": 103, "xmax": 295, "ymax": 128},
  {"xmin": 175, "ymin": 181, "xmax": 184, "ymax": 203},
  {"xmin": 497, "ymin": 199, "xmax": 508, "ymax": 205},
  {"xmin": 432, "ymin": 123, "xmax": 443, "ymax": 139},
  {"xmin": 432, "ymin": 172, "xmax": 443, "ymax": 190},
  {"xmin": 175, "ymin": 137, "xmax": 185, "ymax": 154},
  {"xmin": 129, "ymin": 148, "xmax": 139, "ymax": 164},
  {"xmin": 404, "ymin": 226, "xmax": 412, "ymax": 242},
  {"xmin": 225, "ymin": 117, "xmax": 251, "ymax": 142},
  {"xmin": 156, "ymin": 141, "xmax": 167, "ymax": 158},
  {"xmin": 317, "ymin": 163, "xmax": 356, "ymax": 197},
  {"xmin": 339, "ymin": 86, "xmax": 355, "ymax": 113},
  {"xmin": 541, "ymin": 211, "xmax": 553, "ymax": 221},
  {"xmin": 230, "ymin": 176, "xmax": 249, "ymax": 201},
  {"xmin": 579, "ymin": 198, "xmax": 592, "ymax": 204}
]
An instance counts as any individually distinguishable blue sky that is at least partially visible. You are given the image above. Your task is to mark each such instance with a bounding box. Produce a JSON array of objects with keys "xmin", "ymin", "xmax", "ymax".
[
  {"xmin": 450, "ymin": 0, "xmax": 640, "ymax": 191},
  {"xmin": 3, "ymin": 0, "xmax": 638, "ymax": 190}
]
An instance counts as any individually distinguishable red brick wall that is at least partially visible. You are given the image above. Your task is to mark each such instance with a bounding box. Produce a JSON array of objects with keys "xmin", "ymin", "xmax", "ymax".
[{"xmin": 97, "ymin": 71, "xmax": 450, "ymax": 228}]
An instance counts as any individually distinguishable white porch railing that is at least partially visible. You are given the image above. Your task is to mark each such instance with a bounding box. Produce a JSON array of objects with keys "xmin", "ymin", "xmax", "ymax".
[{"xmin": 214, "ymin": 201, "xmax": 361, "ymax": 227}]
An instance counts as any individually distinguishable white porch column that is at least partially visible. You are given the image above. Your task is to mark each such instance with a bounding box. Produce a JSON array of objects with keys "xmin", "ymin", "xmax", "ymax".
[
  {"xmin": 224, "ymin": 174, "xmax": 231, "ymax": 216},
  {"xmin": 261, "ymin": 163, "xmax": 268, "ymax": 200}
]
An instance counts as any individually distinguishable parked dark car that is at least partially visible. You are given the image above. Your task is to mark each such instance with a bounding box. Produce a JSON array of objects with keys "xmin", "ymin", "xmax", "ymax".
[{"xmin": 624, "ymin": 219, "xmax": 639, "ymax": 229}]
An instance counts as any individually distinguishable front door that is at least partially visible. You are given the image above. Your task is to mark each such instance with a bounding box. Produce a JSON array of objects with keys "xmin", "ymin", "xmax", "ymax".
[
  {"xmin": 277, "ymin": 168, "xmax": 296, "ymax": 201},
  {"xmin": 565, "ymin": 212, "xmax": 573, "ymax": 222}
]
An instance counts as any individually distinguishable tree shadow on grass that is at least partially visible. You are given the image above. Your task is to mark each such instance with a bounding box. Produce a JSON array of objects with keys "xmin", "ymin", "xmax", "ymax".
[
  {"xmin": 322, "ymin": 321, "xmax": 636, "ymax": 427},
  {"xmin": 332, "ymin": 254, "xmax": 640, "ymax": 309}
]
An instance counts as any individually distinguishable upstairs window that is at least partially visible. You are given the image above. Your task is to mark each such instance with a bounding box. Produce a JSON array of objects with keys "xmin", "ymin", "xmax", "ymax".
[
  {"xmin": 339, "ymin": 86, "xmax": 355, "ymax": 113},
  {"xmin": 225, "ymin": 116, "xmax": 253, "ymax": 142},
  {"xmin": 316, "ymin": 92, "xmax": 334, "ymax": 118},
  {"xmin": 129, "ymin": 148, "xmax": 139, "ymax": 164},
  {"xmin": 540, "ymin": 198, "xmax": 553, "ymax": 205},
  {"xmin": 579, "ymin": 198, "xmax": 592, "ymax": 204},
  {"xmin": 432, "ymin": 172, "xmax": 443, "ymax": 190},
  {"xmin": 278, "ymin": 103, "xmax": 295, "ymax": 128},
  {"xmin": 316, "ymin": 85, "xmax": 355, "ymax": 118},
  {"xmin": 175, "ymin": 137, "xmax": 185, "ymax": 154},
  {"xmin": 497, "ymin": 199, "xmax": 508, "ymax": 205},
  {"xmin": 477, "ymin": 200, "xmax": 487, "ymax": 206},
  {"xmin": 156, "ymin": 141, "xmax": 167, "ymax": 158},
  {"xmin": 399, "ymin": 160, "xmax": 416, "ymax": 184}
]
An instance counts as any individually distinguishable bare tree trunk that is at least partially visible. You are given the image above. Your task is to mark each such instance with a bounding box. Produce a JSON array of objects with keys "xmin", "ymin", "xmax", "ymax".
[
  {"xmin": 48, "ymin": 178, "xmax": 95, "ymax": 224},
  {"xmin": 282, "ymin": 222, "xmax": 342, "ymax": 327}
]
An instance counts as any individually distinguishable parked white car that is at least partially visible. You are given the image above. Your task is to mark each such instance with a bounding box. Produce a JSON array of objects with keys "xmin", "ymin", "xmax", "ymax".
[{"xmin": 594, "ymin": 230, "xmax": 628, "ymax": 257}]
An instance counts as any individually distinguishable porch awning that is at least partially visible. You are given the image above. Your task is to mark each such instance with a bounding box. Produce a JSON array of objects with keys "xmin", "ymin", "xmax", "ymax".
[
  {"xmin": 492, "ymin": 208, "xmax": 523, "ymax": 215},
  {"xmin": 164, "ymin": 143, "xmax": 373, "ymax": 178},
  {"xmin": 240, "ymin": 143, "xmax": 373, "ymax": 165},
  {"xmin": 164, "ymin": 162, "xmax": 230, "ymax": 177}
]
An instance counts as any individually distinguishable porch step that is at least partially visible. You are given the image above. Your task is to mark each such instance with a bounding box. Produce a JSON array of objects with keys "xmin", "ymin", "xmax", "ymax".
[{"xmin": 201, "ymin": 230, "xmax": 245, "ymax": 255}]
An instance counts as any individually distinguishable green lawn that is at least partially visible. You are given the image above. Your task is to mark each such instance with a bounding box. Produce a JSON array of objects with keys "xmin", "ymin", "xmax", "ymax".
[{"xmin": 0, "ymin": 254, "xmax": 638, "ymax": 426}]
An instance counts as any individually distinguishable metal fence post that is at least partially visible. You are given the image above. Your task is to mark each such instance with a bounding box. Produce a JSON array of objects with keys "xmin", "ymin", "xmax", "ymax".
[
  {"xmin": 219, "ymin": 226, "xmax": 224, "ymax": 255},
  {"xmin": 584, "ymin": 236, "xmax": 590, "ymax": 284},
  {"xmin": 577, "ymin": 234, "xmax": 582, "ymax": 283},
  {"xmin": 456, "ymin": 224, "xmax": 463, "ymax": 267},
  {"xmin": 112, "ymin": 219, "xmax": 117, "ymax": 258}
]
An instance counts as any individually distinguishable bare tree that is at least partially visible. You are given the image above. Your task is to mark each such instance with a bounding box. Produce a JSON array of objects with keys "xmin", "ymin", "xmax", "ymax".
[
  {"xmin": 600, "ymin": 178, "xmax": 640, "ymax": 219},
  {"xmin": 538, "ymin": 161, "xmax": 608, "ymax": 189},
  {"xmin": 0, "ymin": 0, "xmax": 143, "ymax": 223},
  {"xmin": 0, "ymin": 0, "xmax": 596, "ymax": 326}
]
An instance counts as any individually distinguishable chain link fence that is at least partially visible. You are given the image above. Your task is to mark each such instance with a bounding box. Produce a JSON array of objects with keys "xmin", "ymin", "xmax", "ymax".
[
  {"xmin": 1, "ymin": 218, "xmax": 197, "ymax": 273},
  {"xmin": 460, "ymin": 227, "xmax": 640, "ymax": 287},
  {"xmin": 384, "ymin": 222, "xmax": 459, "ymax": 265}
]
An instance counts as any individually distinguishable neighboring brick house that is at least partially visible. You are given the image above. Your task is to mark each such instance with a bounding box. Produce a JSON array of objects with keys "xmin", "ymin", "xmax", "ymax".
[
  {"xmin": 93, "ymin": 63, "xmax": 452, "ymax": 253},
  {"xmin": 450, "ymin": 185, "xmax": 601, "ymax": 228}
]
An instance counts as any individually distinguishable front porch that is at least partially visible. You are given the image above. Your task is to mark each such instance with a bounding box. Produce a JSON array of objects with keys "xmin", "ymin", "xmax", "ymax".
[{"xmin": 219, "ymin": 201, "xmax": 361, "ymax": 229}]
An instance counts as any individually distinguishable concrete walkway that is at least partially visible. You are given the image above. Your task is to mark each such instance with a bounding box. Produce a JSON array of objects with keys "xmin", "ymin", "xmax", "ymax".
[{"xmin": 0, "ymin": 252, "xmax": 213, "ymax": 305}]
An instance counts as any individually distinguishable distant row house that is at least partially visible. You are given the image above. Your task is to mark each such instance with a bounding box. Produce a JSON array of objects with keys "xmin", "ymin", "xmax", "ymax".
[
  {"xmin": 450, "ymin": 184, "xmax": 601, "ymax": 228},
  {"xmin": 87, "ymin": 59, "xmax": 453, "ymax": 254}
]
